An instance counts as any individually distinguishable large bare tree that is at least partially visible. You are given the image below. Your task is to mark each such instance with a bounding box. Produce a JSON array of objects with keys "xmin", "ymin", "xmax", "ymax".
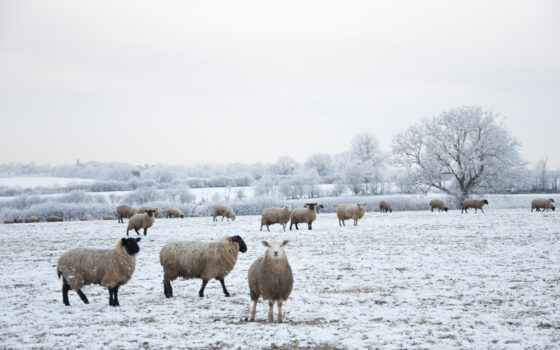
[{"xmin": 392, "ymin": 106, "xmax": 524, "ymax": 203}]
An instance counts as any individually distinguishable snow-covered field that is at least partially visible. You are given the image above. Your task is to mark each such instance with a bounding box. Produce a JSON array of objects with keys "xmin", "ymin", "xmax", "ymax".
[
  {"xmin": 1, "ymin": 210, "xmax": 559, "ymax": 349},
  {"xmin": 0, "ymin": 177, "xmax": 95, "ymax": 188}
]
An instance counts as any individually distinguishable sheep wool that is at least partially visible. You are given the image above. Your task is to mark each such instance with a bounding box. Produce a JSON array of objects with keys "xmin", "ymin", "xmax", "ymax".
[
  {"xmin": 260, "ymin": 206, "xmax": 292, "ymax": 231},
  {"xmin": 138, "ymin": 206, "xmax": 161, "ymax": 217},
  {"xmin": 127, "ymin": 210, "xmax": 156, "ymax": 236},
  {"xmin": 56, "ymin": 237, "xmax": 141, "ymax": 306},
  {"xmin": 336, "ymin": 203, "xmax": 367, "ymax": 226},
  {"xmin": 248, "ymin": 240, "xmax": 293, "ymax": 323},
  {"xmin": 289, "ymin": 203, "xmax": 321, "ymax": 230},
  {"xmin": 461, "ymin": 199, "xmax": 488, "ymax": 214},
  {"xmin": 379, "ymin": 201, "xmax": 392, "ymax": 213},
  {"xmin": 46, "ymin": 215, "xmax": 63, "ymax": 222},
  {"xmin": 166, "ymin": 208, "xmax": 184, "ymax": 218},
  {"xmin": 531, "ymin": 198, "xmax": 555, "ymax": 212},
  {"xmin": 213, "ymin": 204, "xmax": 236, "ymax": 221},
  {"xmin": 429, "ymin": 199, "xmax": 448, "ymax": 212},
  {"xmin": 116, "ymin": 205, "xmax": 137, "ymax": 223},
  {"xmin": 160, "ymin": 235, "xmax": 247, "ymax": 298}
]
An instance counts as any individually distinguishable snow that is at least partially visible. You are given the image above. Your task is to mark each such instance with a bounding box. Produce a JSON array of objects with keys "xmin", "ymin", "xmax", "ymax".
[
  {"xmin": 0, "ymin": 177, "xmax": 95, "ymax": 188},
  {"xmin": 1, "ymin": 209, "xmax": 558, "ymax": 349}
]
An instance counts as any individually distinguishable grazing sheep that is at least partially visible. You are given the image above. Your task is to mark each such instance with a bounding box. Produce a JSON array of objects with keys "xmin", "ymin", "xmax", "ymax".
[
  {"xmin": 4, "ymin": 219, "xmax": 15, "ymax": 224},
  {"xmin": 289, "ymin": 203, "xmax": 321, "ymax": 230},
  {"xmin": 336, "ymin": 203, "xmax": 367, "ymax": 226},
  {"xmin": 103, "ymin": 216, "xmax": 116, "ymax": 220},
  {"xmin": 379, "ymin": 201, "xmax": 392, "ymax": 213},
  {"xmin": 531, "ymin": 198, "xmax": 555, "ymax": 212},
  {"xmin": 46, "ymin": 215, "xmax": 63, "ymax": 222},
  {"xmin": 80, "ymin": 218, "xmax": 88, "ymax": 221},
  {"xmin": 127, "ymin": 210, "xmax": 156, "ymax": 236},
  {"xmin": 14, "ymin": 218, "xmax": 22, "ymax": 223},
  {"xmin": 23, "ymin": 216, "xmax": 41, "ymax": 223},
  {"xmin": 166, "ymin": 208, "xmax": 184, "ymax": 218},
  {"xmin": 429, "ymin": 199, "xmax": 448, "ymax": 212},
  {"xmin": 260, "ymin": 206, "xmax": 292, "ymax": 231},
  {"xmin": 189, "ymin": 213, "xmax": 202, "ymax": 218},
  {"xmin": 461, "ymin": 199, "xmax": 488, "ymax": 213},
  {"xmin": 116, "ymin": 205, "xmax": 137, "ymax": 223},
  {"xmin": 138, "ymin": 206, "xmax": 162, "ymax": 218},
  {"xmin": 213, "ymin": 204, "xmax": 236, "ymax": 222},
  {"xmin": 56, "ymin": 237, "xmax": 141, "ymax": 306},
  {"xmin": 159, "ymin": 235, "xmax": 247, "ymax": 298},
  {"xmin": 248, "ymin": 240, "xmax": 293, "ymax": 323}
]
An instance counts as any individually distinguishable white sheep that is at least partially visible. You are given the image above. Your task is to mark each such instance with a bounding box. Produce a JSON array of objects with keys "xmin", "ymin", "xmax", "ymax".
[
  {"xmin": 429, "ymin": 199, "xmax": 448, "ymax": 212},
  {"xmin": 56, "ymin": 237, "xmax": 141, "ymax": 306},
  {"xmin": 248, "ymin": 240, "xmax": 293, "ymax": 323},
  {"xmin": 138, "ymin": 206, "xmax": 162, "ymax": 217},
  {"xmin": 461, "ymin": 199, "xmax": 488, "ymax": 213},
  {"xmin": 260, "ymin": 206, "xmax": 292, "ymax": 231},
  {"xmin": 213, "ymin": 203, "xmax": 236, "ymax": 221},
  {"xmin": 116, "ymin": 205, "xmax": 137, "ymax": 223},
  {"xmin": 289, "ymin": 203, "xmax": 321, "ymax": 230},
  {"xmin": 127, "ymin": 209, "xmax": 156, "ymax": 236},
  {"xmin": 531, "ymin": 198, "xmax": 555, "ymax": 212},
  {"xmin": 166, "ymin": 208, "xmax": 184, "ymax": 218},
  {"xmin": 160, "ymin": 235, "xmax": 247, "ymax": 298},
  {"xmin": 23, "ymin": 216, "xmax": 41, "ymax": 223},
  {"xmin": 336, "ymin": 203, "xmax": 366, "ymax": 226}
]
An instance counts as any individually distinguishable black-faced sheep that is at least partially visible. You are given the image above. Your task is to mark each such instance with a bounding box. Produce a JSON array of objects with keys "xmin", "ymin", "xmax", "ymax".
[
  {"xmin": 260, "ymin": 206, "xmax": 292, "ymax": 231},
  {"xmin": 248, "ymin": 240, "xmax": 293, "ymax": 323},
  {"xmin": 166, "ymin": 208, "xmax": 184, "ymax": 218},
  {"xmin": 461, "ymin": 199, "xmax": 488, "ymax": 213},
  {"xmin": 159, "ymin": 235, "xmax": 247, "ymax": 298},
  {"xmin": 336, "ymin": 203, "xmax": 367, "ymax": 226},
  {"xmin": 116, "ymin": 205, "xmax": 137, "ymax": 223},
  {"xmin": 429, "ymin": 199, "xmax": 448, "ymax": 212},
  {"xmin": 531, "ymin": 198, "xmax": 555, "ymax": 212},
  {"xmin": 56, "ymin": 237, "xmax": 141, "ymax": 306},
  {"xmin": 213, "ymin": 203, "xmax": 236, "ymax": 221},
  {"xmin": 289, "ymin": 203, "xmax": 321, "ymax": 230},
  {"xmin": 138, "ymin": 206, "xmax": 162, "ymax": 217},
  {"xmin": 127, "ymin": 210, "xmax": 155, "ymax": 236},
  {"xmin": 379, "ymin": 201, "xmax": 392, "ymax": 213}
]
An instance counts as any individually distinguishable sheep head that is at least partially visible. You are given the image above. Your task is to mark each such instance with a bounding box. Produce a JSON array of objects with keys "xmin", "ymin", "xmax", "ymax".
[
  {"xmin": 146, "ymin": 210, "xmax": 155, "ymax": 217},
  {"xmin": 230, "ymin": 235, "xmax": 247, "ymax": 253},
  {"xmin": 262, "ymin": 240, "xmax": 289, "ymax": 260},
  {"xmin": 483, "ymin": 200, "xmax": 489, "ymax": 205},
  {"xmin": 121, "ymin": 237, "xmax": 141, "ymax": 255}
]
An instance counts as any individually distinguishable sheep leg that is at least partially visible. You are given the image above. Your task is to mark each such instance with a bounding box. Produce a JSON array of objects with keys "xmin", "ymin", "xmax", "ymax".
[
  {"xmin": 108, "ymin": 287, "xmax": 115, "ymax": 306},
  {"xmin": 199, "ymin": 279, "xmax": 209, "ymax": 297},
  {"xmin": 307, "ymin": 222, "xmax": 312, "ymax": 230},
  {"xmin": 250, "ymin": 299, "xmax": 258, "ymax": 321},
  {"xmin": 289, "ymin": 223, "xmax": 293, "ymax": 230},
  {"xmin": 277, "ymin": 299, "xmax": 283, "ymax": 323},
  {"xmin": 143, "ymin": 227, "xmax": 148, "ymax": 236},
  {"xmin": 354, "ymin": 219, "xmax": 358, "ymax": 226},
  {"xmin": 77, "ymin": 289, "xmax": 89, "ymax": 304},
  {"xmin": 163, "ymin": 279, "xmax": 173, "ymax": 298},
  {"xmin": 266, "ymin": 225, "xmax": 270, "ymax": 232},
  {"xmin": 218, "ymin": 278, "xmax": 231, "ymax": 297},
  {"xmin": 268, "ymin": 299, "xmax": 274, "ymax": 323},
  {"xmin": 134, "ymin": 228, "xmax": 140, "ymax": 235},
  {"xmin": 113, "ymin": 286, "xmax": 120, "ymax": 306},
  {"xmin": 479, "ymin": 208, "xmax": 484, "ymax": 214},
  {"xmin": 259, "ymin": 224, "xmax": 263, "ymax": 231},
  {"xmin": 62, "ymin": 279, "xmax": 70, "ymax": 306}
]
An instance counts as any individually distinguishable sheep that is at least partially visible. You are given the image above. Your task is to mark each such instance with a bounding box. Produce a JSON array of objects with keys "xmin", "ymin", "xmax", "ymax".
[
  {"xmin": 56, "ymin": 237, "xmax": 141, "ymax": 306},
  {"xmin": 14, "ymin": 218, "xmax": 22, "ymax": 223},
  {"xmin": 289, "ymin": 203, "xmax": 321, "ymax": 230},
  {"xmin": 166, "ymin": 208, "xmax": 184, "ymax": 218},
  {"xmin": 189, "ymin": 213, "xmax": 202, "ymax": 218},
  {"xmin": 103, "ymin": 216, "xmax": 116, "ymax": 220},
  {"xmin": 461, "ymin": 199, "xmax": 488, "ymax": 213},
  {"xmin": 429, "ymin": 199, "xmax": 448, "ymax": 212},
  {"xmin": 127, "ymin": 210, "xmax": 156, "ymax": 236},
  {"xmin": 80, "ymin": 218, "xmax": 88, "ymax": 221},
  {"xmin": 46, "ymin": 215, "xmax": 63, "ymax": 222},
  {"xmin": 260, "ymin": 206, "xmax": 292, "ymax": 231},
  {"xmin": 379, "ymin": 201, "xmax": 392, "ymax": 213},
  {"xmin": 159, "ymin": 235, "xmax": 247, "ymax": 298},
  {"xmin": 4, "ymin": 219, "xmax": 15, "ymax": 224},
  {"xmin": 213, "ymin": 203, "xmax": 236, "ymax": 222},
  {"xmin": 248, "ymin": 240, "xmax": 293, "ymax": 323},
  {"xmin": 116, "ymin": 205, "xmax": 137, "ymax": 223},
  {"xmin": 138, "ymin": 206, "xmax": 162, "ymax": 217},
  {"xmin": 23, "ymin": 216, "xmax": 41, "ymax": 223},
  {"xmin": 336, "ymin": 203, "xmax": 367, "ymax": 226},
  {"xmin": 531, "ymin": 198, "xmax": 555, "ymax": 212}
]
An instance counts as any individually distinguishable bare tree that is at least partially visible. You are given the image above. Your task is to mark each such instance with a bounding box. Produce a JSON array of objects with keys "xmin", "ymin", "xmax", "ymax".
[
  {"xmin": 392, "ymin": 106, "xmax": 524, "ymax": 203},
  {"xmin": 532, "ymin": 159, "xmax": 548, "ymax": 192},
  {"xmin": 304, "ymin": 153, "xmax": 333, "ymax": 177}
]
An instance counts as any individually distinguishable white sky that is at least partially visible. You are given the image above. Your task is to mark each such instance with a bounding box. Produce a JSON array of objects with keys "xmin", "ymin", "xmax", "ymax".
[{"xmin": 1, "ymin": 0, "xmax": 559, "ymax": 167}]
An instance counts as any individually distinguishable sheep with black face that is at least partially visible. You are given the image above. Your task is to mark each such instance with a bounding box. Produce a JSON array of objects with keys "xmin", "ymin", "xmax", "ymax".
[
  {"xmin": 289, "ymin": 203, "xmax": 321, "ymax": 230},
  {"xmin": 127, "ymin": 209, "xmax": 156, "ymax": 236},
  {"xmin": 56, "ymin": 237, "xmax": 141, "ymax": 307}
]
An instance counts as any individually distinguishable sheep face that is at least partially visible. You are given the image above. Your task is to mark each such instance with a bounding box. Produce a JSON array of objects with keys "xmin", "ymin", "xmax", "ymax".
[
  {"xmin": 443, "ymin": 207, "xmax": 448, "ymax": 212},
  {"xmin": 551, "ymin": 205, "xmax": 556, "ymax": 211},
  {"xmin": 231, "ymin": 235, "xmax": 248, "ymax": 253},
  {"xmin": 483, "ymin": 200, "xmax": 489, "ymax": 205},
  {"xmin": 121, "ymin": 237, "xmax": 141, "ymax": 255},
  {"xmin": 549, "ymin": 198, "xmax": 555, "ymax": 203},
  {"xmin": 146, "ymin": 210, "xmax": 155, "ymax": 217},
  {"xmin": 262, "ymin": 240, "xmax": 289, "ymax": 260},
  {"xmin": 305, "ymin": 203, "xmax": 317, "ymax": 210}
]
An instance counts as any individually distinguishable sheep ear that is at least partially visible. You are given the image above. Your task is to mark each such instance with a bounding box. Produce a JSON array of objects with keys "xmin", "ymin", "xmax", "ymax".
[
  {"xmin": 282, "ymin": 240, "xmax": 289, "ymax": 246},
  {"xmin": 136, "ymin": 238, "xmax": 141, "ymax": 242},
  {"xmin": 261, "ymin": 241, "xmax": 270, "ymax": 247}
]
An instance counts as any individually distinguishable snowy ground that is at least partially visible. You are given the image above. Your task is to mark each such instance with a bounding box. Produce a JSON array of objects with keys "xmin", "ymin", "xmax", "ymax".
[
  {"xmin": 0, "ymin": 177, "xmax": 95, "ymax": 188},
  {"xmin": 0, "ymin": 209, "xmax": 559, "ymax": 349}
]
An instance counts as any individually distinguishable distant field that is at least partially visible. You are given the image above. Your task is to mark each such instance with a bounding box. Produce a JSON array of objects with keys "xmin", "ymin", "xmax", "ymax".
[
  {"xmin": 0, "ymin": 177, "xmax": 95, "ymax": 188},
  {"xmin": 0, "ymin": 210, "xmax": 558, "ymax": 349}
]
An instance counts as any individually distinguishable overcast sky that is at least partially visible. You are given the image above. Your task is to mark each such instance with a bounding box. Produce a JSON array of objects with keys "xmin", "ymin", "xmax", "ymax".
[{"xmin": 1, "ymin": 0, "xmax": 559, "ymax": 167}]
